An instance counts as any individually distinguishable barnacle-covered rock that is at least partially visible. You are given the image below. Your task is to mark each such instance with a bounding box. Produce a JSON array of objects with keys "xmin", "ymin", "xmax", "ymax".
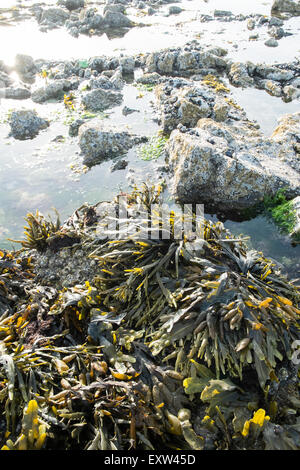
[
  {"xmin": 168, "ymin": 115, "xmax": 300, "ymax": 212},
  {"xmin": 8, "ymin": 110, "xmax": 49, "ymax": 140},
  {"xmin": 78, "ymin": 119, "xmax": 146, "ymax": 166}
]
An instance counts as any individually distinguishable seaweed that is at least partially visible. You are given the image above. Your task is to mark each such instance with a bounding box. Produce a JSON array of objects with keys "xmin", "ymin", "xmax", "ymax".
[{"xmin": 0, "ymin": 185, "xmax": 300, "ymax": 450}]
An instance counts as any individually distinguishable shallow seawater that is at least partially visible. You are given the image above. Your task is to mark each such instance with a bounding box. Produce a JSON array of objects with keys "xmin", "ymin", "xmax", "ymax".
[
  {"xmin": 227, "ymin": 84, "xmax": 300, "ymax": 136},
  {"xmin": 1, "ymin": 0, "xmax": 300, "ymax": 65},
  {"xmin": 0, "ymin": 84, "xmax": 160, "ymax": 249},
  {"xmin": 211, "ymin": 214, "xmax": 300, "ymax": 278}
]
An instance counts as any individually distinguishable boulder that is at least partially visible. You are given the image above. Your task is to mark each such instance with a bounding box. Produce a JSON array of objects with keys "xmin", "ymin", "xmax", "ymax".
[
  {"xmin": 155, "ymin": 83, "xmax": 214, "ymax": 133},
  {"xmin": 32, "ymin": 80, "xmax": 71, "ymax": 103},
  {"xmin": 78, "ymin": 119, "xmax": 144, "ymax": 166},
  {"xmin": 168, "ymin": 6, "xmax": 183, "ymax": 15},
  {"xmin": 167, "ymin": 117, "xmax": 300, "ymax": 213},
  {"xmin": 14, "ymin": 54, "xmax": 37, "ymax": 81},
  {"xmin": 81, "ymin": 88, "xmax": 123, "ymax": 111},
  {"xmin": 272, "ymin": 0, "xmax": 300, "ymax": 16},
  {"xmin": 228, "ymin": 62, "xmax": 255, "ymax": 87},
  {"xmin": 9, "ymin": 109, "xmax": 49, "ymax": 140},
  {"xmin": 57, "ymin": 0, "xmax": 84, "ymax": 11},
  {"xmin": 40, "ymin": 7, "xmax": 70, "ymax": 25},
  {"xmin": 4, "ymin": 88, "xmax": 31, "ymax": 100},
  {"xmin": 103, "ymin": 11, "xmax": 133, "ymax": 28}
]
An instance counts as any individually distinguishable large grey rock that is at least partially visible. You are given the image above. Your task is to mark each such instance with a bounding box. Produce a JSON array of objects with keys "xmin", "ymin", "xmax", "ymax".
[
  {"xmin": 103, "ymin": 10, "xmax": 133, "ymax": 27},
  {"xmin": 5, "ymin": 88, "xmax": 31, "ymax": 100},
  {"xmin": 9, "ymin": 109, "xmax": 49, "ymax": 140},
  {"xmin": 0, "ymin": 71, "xmax": 13, "ymax": 88},
  {"xmin": 32, "ymin": 80, "xmax": 71, "ymax": 103},
  {"xmin": 81, "ymin": 88, "xmax": 123, "ymax": 111},
  {"xmin": 272, "ymin": 0, "xmax": 300, "ymax": 16},
  {"xmin": 271, "ymin": 112, "xmax": 300, "ymax": 155},
  {"xmin": 57, "ymin": 0, "xmax": 84, "ymax": 11},
  {"xmin": 145, "ymin": 48, "xmax": 227, "ymax": 75},
  {"xmin": 228, "ymin": 62, "xmax": 255, "ymax": 87},
  {"xmin": 40, "ymin": 7, "xmax": 70, "ymax": 25},
  {"xmin": 168, "ymin": 6, "xmax": 183, "ymax": 15},
  {"xmin": 265, "ymin": 38, "xmax": 279, "ymax": 47},
  {"xmin": 168, "ymin": 116, "xmax": 300, "ymax": 212},
  {"xmin": 15, "ymin": 54, "xmax": 37, "ymax": 81},
  {"xmin": 103, "ymin": 4, "xmax": 126, "ymax": 14},
  {"xmin": 155, "ymin": 83, "xmax": 214, "ymax": 133},
  {"xmin": 78, "ymin": 119, "xmax": 144, "ymax": 166}
]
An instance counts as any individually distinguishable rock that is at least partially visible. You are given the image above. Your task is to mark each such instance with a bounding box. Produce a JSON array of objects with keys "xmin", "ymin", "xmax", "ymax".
[
  {"xmin": 272, "ymin": 0, "xmax": 300, "ymax": 16},
  {"xmin": 268, "ymin": 25, "xmax": 285, "ymax": 39},
  {"xmin": 168, "ymin": 6, "xmax": 183, "ymax": 15},
  {"xmin": 228, "ymin": 62, "xmax": 255, "ymax": 87},
  {"xmin": 214, "ymin": 10, "xmax": 233, "ymax": 17},
  {"xmin": 255, "ymin": 65, "xmax": 294, "ymax": 82},
  {"xmin": 283, "ymin": 85, "xmax": 300, "ymax": 101},
  {"xmin": 168, "ymin": 117, "xmax": 300, "ymax": 212},
  {"xmin": 4, "ymin": 88, "xmax": 31, "ymax": 100},
  {"xmin": 292, "ymin": 199, "xmax": 300, "ymax": 236},
  {"xmin": 247, "ymin": 18, "xmax": 256, "ymax": 30},
  {"xmin": 103, "ymin": 11, "xmax": 133, "ymax": 28},
  {"xmin": 264, "ymin": 38, "xmax": 279, "ymax": 47},
  {"xmin": 57, "ymin": 0, "xmax": 85, "ymax": 11},
  {"xmin": 89, "ymin": 76, "xmax": 111, "ymax": 90},
  {"xmin": 269, "ymin": 16, "xmax": 284, "ymax": 26},
  {"xmin": 136, "ymin": 72, "xmax": 162, "ymax": 85},
  {"xmin": 81, "ymin": 88, "xmax": 123, "ymax": 111},
  {"xmin": 260, "ymin": 79, "xmax": 282, "ymax": 97},
  {"xmin": 207, "ymin": 47, "xmax": 228, "ymax": 57},
  {"xmin": 0, "ymin": 71, "xmax": 13, "ymax": 88},
  {"xmin": 110, "ymin": 159, "xmax": 128, "ymax": 171},
  {"xmin": 110, "ymin": 68, "xmax": 124, "ymax": 90},
  {"xmin": 145, "ymin": 47, "xmax": 227, "ymax": 76},
  {"xmin": 9, "ymin": 109, "xmax": 49, "ymax": 140},
  {"xmin": 155, "ymin": 83, "xmax": 213, "ymax": 133},
  {"xmin": 119, "ymin": 56, "xmax": 135, "ymax": 75},
  {"xmin": 40, "ymin": 7, "xmax": 70, "ymax": 26},
  {"xmin": 78, "ymin": 119, "xmax": 144, "ymax": 166},
  {"xmin": 15, "ymin": 54, "xmax": 37, "ymax": 81},
  {"xmin": 69, "ymin": 118, "xmax": 85, "ymax": 137},
  {"xmin": 271, "ymin": 112, "xmax": 300, "ymax": 150},
  {"xmin": 32, "ymin": 80, "xmax": 71, "ymax": 103},
  {"xmin": 122, "ymin": 106, "xmax": 139, "ymax": 116},
  {"xmin": 213, "ymin": 98, "xmax": 229, "ymax": 122}
]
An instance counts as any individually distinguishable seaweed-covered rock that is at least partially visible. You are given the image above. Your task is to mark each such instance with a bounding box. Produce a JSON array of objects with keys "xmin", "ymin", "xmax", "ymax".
[
  {"xmin": 0, "ymin": 185, "xmax": 300, "ymax": 451},
  {"xmin": 8, "ymin": 109, "xmax": 49, "ymax": 140}
]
